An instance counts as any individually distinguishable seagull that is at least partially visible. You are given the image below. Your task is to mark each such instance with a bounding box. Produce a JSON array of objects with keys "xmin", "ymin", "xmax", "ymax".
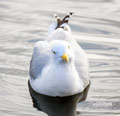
[{"xmin": 28, "ymin": 12, "xmax": 90, "ymax": 116}]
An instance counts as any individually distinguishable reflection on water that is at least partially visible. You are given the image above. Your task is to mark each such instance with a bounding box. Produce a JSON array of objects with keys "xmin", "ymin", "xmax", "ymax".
[
  {"xmin": 0, "ymin": 0, "xmax": 120, "ymax": 116},
  {"xmin": 28, "ymin": 81, "xmax": 90, "ymax": 116}
]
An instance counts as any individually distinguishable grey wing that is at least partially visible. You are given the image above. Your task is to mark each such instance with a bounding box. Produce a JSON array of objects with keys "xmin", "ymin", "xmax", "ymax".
[
  {"xmin": 74, "ymin": 44, "xmax": 90, "ymax": 88},
  {"xmin": 29, "ymin": 41, "xmax": 51, "ymax": 80}
]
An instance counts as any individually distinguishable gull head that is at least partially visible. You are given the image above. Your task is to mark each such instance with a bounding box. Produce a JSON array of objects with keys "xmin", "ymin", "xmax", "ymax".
[{"xmin": 50, "ymin": 40, "xmax": 75, "ymax": 64}]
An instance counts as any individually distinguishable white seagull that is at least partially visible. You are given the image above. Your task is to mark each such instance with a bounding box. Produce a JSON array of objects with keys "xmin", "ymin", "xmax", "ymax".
[{"xmin": 29, "ymin": 12, "xmax": 90, "ymax": 97}]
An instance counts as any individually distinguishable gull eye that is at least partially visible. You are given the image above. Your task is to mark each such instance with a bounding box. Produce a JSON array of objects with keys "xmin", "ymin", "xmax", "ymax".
[
  {"xmin": 53, "ymin": 51, "xmax": 56, "ymax": 54},
  {"xmin": 68, "ymin": 45, "xmax": 70, "ymax": 49}
]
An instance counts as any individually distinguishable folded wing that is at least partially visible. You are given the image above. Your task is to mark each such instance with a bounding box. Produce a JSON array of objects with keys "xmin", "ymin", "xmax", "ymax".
[{"xmin": 29, "ymin": 41, "xmax": 51, "ymax": 80}]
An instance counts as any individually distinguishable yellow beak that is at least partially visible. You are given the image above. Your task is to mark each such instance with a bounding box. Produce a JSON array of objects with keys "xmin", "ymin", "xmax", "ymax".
[{"xmin": 61, "ymin": 53, "xmax": 69, "ymax": 62}]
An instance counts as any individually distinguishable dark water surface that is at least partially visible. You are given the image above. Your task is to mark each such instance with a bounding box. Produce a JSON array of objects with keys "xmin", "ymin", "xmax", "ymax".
[{"xmin": 0, "ymin": 0, "xmax": 120, "ymax": 116}]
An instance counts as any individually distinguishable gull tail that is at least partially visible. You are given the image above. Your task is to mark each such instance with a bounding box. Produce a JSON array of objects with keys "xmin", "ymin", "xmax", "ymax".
[
  {"xmin": 48, "ymin": 12, "xmax": 74, "ymax": 35},
  {"xmin": 55, "ymin": 12, "xmax": 74, "ymax": 29}
]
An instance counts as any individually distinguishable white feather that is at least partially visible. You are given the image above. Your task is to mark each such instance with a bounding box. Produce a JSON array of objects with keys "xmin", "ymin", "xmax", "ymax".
[
  {"xmin": 29, "ymin": 25, "xmax": 90, "ymax": 97},
  {"xmin": 48, "ymin": 23, "xmax": 57, "ymax": 35}
]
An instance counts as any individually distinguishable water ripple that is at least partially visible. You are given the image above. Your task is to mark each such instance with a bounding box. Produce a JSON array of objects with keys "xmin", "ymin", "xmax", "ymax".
[{"xmin": 0, "ymin": 0, "xmax": 120, "ymax": 116}]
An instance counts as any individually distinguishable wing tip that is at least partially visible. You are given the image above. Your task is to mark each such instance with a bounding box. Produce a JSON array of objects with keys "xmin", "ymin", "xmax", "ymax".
[{"xmin": 54, "ymin": 12, "xmax": 74, "ymax": 30}]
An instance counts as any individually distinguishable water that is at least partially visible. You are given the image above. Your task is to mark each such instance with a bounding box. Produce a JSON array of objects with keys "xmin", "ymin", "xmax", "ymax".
[{"xmin": 0, "ymin": 0, "xmax": 120, "ymax": 116}]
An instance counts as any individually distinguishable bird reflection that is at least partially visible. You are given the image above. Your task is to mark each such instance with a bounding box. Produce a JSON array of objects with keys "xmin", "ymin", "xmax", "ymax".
[{"xmin": 28, "ymin": 81, "xmax": 90, "ymax": 116}]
